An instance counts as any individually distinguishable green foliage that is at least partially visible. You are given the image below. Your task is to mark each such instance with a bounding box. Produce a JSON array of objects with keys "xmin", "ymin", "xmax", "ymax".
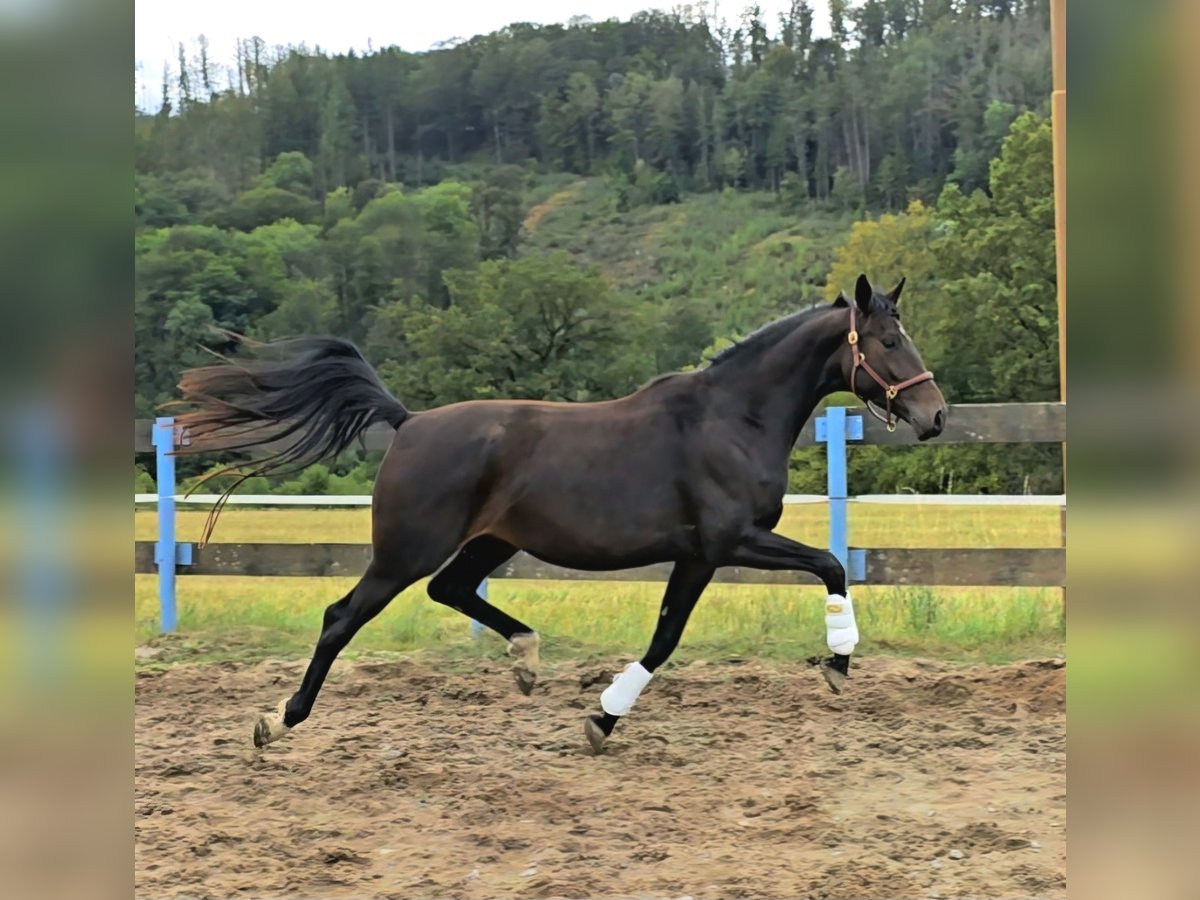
[
  {"xmin": 272, "ymin": 463, "xmax": 374, "ymax": 496},
  {"xmin": 139, "ymin": 3, "xmax": 1049, "ymax": 204},
  {"xmin": 633, "ymin": 160, "xmax": 681, "ymax": 206},
  {"xmin": 322, "ymin": 186, "xmax": 354, "ymax": 230},
  {"xmin": 215, "ymin": 186, "xmax": 321, "ymax": 231},
  {"xmin": 830, "ymin": 165, "xmax": 865, "ymax": 213},
  {"xmin": 778, "ymin": 171, "xmax": 808, "ymax": 215},
  {"xmin": 136, "ymin": 172, "xmax": 230, "ymax": 229},
  {"xmin": 135, "ymin": 9, "xmax": 1057, "ymax": 497},
  {"xmin": 135, "ymin": 177, "xmax": 188, "ymax": 228},
  {"xmin": 135, "ymin": 465, "xmax": 156, "ymax": 493},
  {"xmin": 257, "ymin": 151, "xmax": 315, "ymax": 196},
  {"xmin": 820, "ymin": 113, "xmax": 1061, "ymax": 494},
  {"xmin": 471, "ymin": 166, "xmax": 526, "ymax": 260},
  {"xmin": 950, "ymin": 100, "xmax": 1019, "ymax": 192},
  {"xmin": 379, "ymin": 252, "xmax": 651, "ymax": 407},
  {"xmin": 320, "ymin": 180, "xmax": 480, "ymax": 334}
]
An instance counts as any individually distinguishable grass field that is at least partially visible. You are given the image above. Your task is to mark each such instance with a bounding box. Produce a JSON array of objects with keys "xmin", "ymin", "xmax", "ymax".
[{"xmin": 135, "ymin": 503, "xmax": 1065, "ymax": 665}]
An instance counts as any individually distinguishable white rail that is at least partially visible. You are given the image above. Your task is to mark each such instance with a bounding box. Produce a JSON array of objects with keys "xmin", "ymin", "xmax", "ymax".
[
  {"xmin": 135, "ymin": 493, "xmax": 374, "ymax": 506},
  {"xmin": 135, "ymin": 493, "xmax": 1065, "ymax": 507}
]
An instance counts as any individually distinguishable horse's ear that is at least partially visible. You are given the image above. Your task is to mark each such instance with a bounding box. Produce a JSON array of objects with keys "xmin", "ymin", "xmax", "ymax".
[
  {"xmin": 854, "ymin": 274, "xmax": 873, "ymax": 314},
  {"xmin": 888, "ymin": 276, "xmax": 906, "ymax": 305},
  {"xmin": 832, "ymin": 291, "xmax": 850, "ymax": 309}
]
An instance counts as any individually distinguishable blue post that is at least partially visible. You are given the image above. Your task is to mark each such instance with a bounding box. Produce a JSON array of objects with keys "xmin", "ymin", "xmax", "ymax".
[
  {"xmin": 153, "ymin": 417, "xmax": 179, "ymax": 633},
  {"xmin": 470, "ymin": 580, "xmax": 487, "ymax": 637},
  {"xmin": 816, "ymin": 406, "xmax": 865, "ymax": 584},
  {"xmin": 17, "ymin": 405, "xmax": 68, "ymax": 685},
  {"xmin": 824, "ymin": 407, "xmax": 850, "ymax": 576}
]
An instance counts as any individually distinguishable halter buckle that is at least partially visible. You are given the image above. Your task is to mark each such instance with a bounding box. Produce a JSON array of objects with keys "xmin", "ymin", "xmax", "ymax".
[
  {"xmin": 886, "ymin": 387, "xmax": 898, "ymax": 400},
  {"xmin": 847, "ymin": 330, "xmax": 858, "ymax": 346}
]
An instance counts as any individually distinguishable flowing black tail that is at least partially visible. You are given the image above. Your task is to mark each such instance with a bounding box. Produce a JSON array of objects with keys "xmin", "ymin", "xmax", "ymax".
[{"xmin": 170, "ymin": 335, "xmax": 408, "ymax": 543}]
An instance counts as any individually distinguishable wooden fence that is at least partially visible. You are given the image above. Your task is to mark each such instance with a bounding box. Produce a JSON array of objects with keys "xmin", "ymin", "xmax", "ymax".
[
  {"xmin": 134, "ymin": 401, "xmax": 1064, "ymax": 453},
  {"xmin": 135, "ymin": 402, "xmax": 1065, "ymax": 632},
  {"xmin": 133, "ymin": 541, "xmax": 1063, "ymax": 587}
]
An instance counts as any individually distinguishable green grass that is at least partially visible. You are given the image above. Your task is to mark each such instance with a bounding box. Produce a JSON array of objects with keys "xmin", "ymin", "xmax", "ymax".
[{"xmin": 135, "ymin": 505, "xmax": 1065, "ymax": 665}]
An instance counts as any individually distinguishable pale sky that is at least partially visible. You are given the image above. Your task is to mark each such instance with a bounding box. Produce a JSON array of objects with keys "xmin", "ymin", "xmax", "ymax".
[{"xmin": 136, "ymin": 0, "xmax": 832, "ymax": 110}]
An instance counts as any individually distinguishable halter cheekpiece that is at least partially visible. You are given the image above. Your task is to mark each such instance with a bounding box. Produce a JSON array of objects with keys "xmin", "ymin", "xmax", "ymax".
[{"xmin": 847, "ymin": 306, "xmax": 935, "ymax": 432}]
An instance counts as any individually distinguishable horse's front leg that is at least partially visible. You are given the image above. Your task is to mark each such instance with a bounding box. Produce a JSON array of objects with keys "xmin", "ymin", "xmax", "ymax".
[
  {"xmin": 723, "ymin": 529, "xmax": 857, "ymax": 694},
  {"xmin": 584, "ymin": 560, "xmax": 715, "ymax": 754}
]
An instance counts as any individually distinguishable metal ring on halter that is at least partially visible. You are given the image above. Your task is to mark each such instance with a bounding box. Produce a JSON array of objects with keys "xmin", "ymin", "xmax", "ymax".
[{"xmin": 864, "ymin": 398, "xmax": 895, "ymax": 431}]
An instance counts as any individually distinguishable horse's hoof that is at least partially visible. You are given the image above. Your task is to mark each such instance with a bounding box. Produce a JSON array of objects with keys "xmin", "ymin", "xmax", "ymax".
[
  {"xmin": 584, "ymin": 715, "xmax": 608, "ymax": 755},
  {"xmin": 512, "ymin": 665, "xmax": 536, "ymax": 696},
  {"xmin": 507, "ymin": 632, "xmax": 539, "ymax": 696},
  {"xmin": 252, "ymin": 701, "xmax": 291, "ymax": 748},
  {"xmin": 821, "ymin": 662, "xmax": 846, "ymax": 695}
]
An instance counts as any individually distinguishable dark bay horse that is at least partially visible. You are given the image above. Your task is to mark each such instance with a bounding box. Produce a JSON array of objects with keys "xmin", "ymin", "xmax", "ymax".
[{"xmin": 174, "ymin": 274, "xmax": 946, "ymax": 752}]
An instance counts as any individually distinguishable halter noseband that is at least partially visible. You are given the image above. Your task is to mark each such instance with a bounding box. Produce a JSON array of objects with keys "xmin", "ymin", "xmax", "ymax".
[{"xmin": 847, "ymin": 305, "xmax": 935, "ymax": 432}]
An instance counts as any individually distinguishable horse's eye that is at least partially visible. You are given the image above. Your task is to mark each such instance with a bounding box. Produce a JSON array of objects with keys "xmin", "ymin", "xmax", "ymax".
[{"xmin": 882, "ymin": 336, "xmax": 898, "ymax": 349}]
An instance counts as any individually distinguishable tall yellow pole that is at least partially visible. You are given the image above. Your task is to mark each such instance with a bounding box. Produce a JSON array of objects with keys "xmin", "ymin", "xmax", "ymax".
[
  {"xmin": 1050, "ymin": 0, "xmax": 1066, "ymax": 598},
  {"xmin": 1051, "ymin": 0, "xmax": 1065, "ymax": 403}
]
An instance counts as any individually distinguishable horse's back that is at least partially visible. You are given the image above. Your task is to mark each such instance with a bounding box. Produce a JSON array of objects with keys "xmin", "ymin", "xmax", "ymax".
[{"xmin": 371, "ymin": 388, "xmax": 703, "ymax": 566}]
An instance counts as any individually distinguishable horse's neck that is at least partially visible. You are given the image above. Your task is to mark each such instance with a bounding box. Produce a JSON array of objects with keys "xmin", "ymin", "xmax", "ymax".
[{"xmin": 709, "ymin": 311, "xmax": 847, "ymax": 449}]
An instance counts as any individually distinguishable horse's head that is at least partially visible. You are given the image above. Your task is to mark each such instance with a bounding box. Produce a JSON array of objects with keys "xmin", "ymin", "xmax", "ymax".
[{"xmin": 834, "ymin": 274, "xmax": 947, "ymax": 441}]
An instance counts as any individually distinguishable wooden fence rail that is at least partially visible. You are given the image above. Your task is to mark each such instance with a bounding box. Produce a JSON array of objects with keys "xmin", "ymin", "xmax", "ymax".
[
  {"xmin": 133, "ymin": 402, "xmax": 1065, "ymax": 453},
  {"xmin": 134, "ymin": 542, "xmax": 1064, "ymax": 587},
  {"xmin": 134, "ymin": 402, "xmax": 1066, "ymax": 632}
]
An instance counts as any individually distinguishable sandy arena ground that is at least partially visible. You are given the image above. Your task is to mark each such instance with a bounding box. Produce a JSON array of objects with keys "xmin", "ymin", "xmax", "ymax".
[{"xmin": 135, "ymin": 654, "xmax": 1065, "ymax": 899}]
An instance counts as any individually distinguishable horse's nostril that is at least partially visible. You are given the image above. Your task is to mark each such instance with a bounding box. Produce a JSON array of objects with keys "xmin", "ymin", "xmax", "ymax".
[{"xmin": 933, "ymin": 410, "xmax": 945, "ymax": 432}]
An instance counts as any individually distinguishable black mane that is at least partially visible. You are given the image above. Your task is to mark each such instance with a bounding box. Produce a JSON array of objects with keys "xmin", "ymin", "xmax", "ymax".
[{"xmin": 707, "ymin": 304, "xmax": 829, "ymax": 367}]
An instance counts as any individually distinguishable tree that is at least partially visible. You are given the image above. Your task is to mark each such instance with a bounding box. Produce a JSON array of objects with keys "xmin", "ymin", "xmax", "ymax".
[
  {"xmin": 820, "ymin": 113, "xmax": 1061, "ymax": 493},
  {"xmin": 258, "ymin": 151, "xmax": 315, "ymax": 195},
  {"xmin": 873, "ymin": 151, "xmax": 911, "ymax": 209},
  {"xmin": 383, "ymin": 253, "xmax": 651, "ymax": 406},
  {"xmin": 139, "ymin": 8, "xmax": 1050, "ymax": 212},
  {"xmin": 949, "ymin": 100, "xmax": 1018, "ymax": 191},
  {"xmin": 317, "ymin": 71, "xmax": 358, "ymax": 193},
  {"xmin": 321, "ymin": 179, "xmax": 481, "ymax": 334},
  {"xmin": 830, "ymin": 165, "xmax": 865, "ymax": 212},
  {"xmin": 135, "ymin": 7, "xmax": 1057, "ymax": 475},
  {"xmin": 472, "ymin": 166, "xmax": 526, "ymax": 260},
  {"xmin": 215, "ymin": 185, "xmax": 321, "ymax": 231},
  {"xmin": 932, "ymin": 112, "xmax": 1058, "ymax": 403},
  {"xmin": 606, "ymin": 72, "xmax": 653, "ymax": 170},
  {"xmin": 135, "ymin": 226, "xmax": 255, "ymax": 409},
  {"xmin": 135, "ymin": 176, "xmax": 189, "ymax": 228},
  {"xmin": 240, "ymin": 219, "xmax": 336, "ymax": 338},
  {"xmin": 646, "ymin": 76, "xmax": 686, "ymax": 173},
  {"xmin": 565, "ymin": 72, "xmax": 602, "ymax": 172}
]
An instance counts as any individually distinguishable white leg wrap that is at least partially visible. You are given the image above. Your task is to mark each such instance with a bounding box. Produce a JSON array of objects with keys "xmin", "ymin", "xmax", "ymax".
[
  {"xmin": 600, "ymin": 662, "xmax": 653, "ymax": 716},
  {"xmin": 825, "ymin": 594, "xmax": 859, "ymax": 655}
]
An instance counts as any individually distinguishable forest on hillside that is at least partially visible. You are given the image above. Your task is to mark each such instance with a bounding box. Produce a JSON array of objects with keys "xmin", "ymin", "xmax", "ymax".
[{"xmin": 135, "ymin": 1, "xmax": 1061, "ymax": 495}]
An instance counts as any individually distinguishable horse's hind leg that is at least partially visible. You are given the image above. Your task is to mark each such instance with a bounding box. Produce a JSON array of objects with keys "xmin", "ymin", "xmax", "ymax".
[
  {"xmin": 427, "ymin": 536, "xmax": 541, "ymax": 695},
  {"xmin": 252, "ymin": 560, "xmax": 415, "ymax": 747}
]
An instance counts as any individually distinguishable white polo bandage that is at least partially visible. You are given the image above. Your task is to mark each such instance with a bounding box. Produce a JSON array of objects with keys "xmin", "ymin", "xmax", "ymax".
[
  {"xmin": 825, "ymin": 594, "xmax": 859, "ymax": 655},
  {"xmin": 600, "ymin": 662, "xmax": 653, "ymax": 716}
]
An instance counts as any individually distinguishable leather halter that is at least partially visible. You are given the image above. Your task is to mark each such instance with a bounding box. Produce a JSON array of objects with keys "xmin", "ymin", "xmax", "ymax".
[{"xmin": 847, "ymin": 305, "xmax": 935, "ymax": 432}]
